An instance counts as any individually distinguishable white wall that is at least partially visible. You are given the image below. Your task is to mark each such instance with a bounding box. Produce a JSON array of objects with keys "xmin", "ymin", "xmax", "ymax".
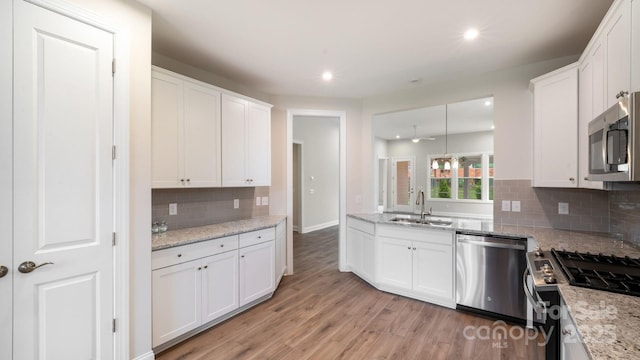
[
  {"xmin": 361, "ymin": 55, "xmax": 579, "ymax": 212},
  {"xmin": 293, "ymin": 116, "xmax": 340, "ymax": 231},
  {"xmin": 61, "ymin": 0, "xmax": 153, "ymax": 358}
]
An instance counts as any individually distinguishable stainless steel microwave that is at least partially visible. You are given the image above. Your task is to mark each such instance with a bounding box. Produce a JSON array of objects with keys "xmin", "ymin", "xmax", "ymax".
[{"xmin": 588, "ymin": 91, "xmax": 640, "ymax": 182}]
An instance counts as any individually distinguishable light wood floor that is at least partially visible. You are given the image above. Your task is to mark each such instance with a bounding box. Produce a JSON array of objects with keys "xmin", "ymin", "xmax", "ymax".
[{"xmin": 156, "ymin": 226, "xmax": 544, "ymax": 360}]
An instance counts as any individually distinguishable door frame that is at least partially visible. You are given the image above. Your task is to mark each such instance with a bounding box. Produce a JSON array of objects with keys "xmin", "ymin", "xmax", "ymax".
[
  {"xmin": 391, "ymin": 156, "xmax": 416, "ymax": 213},
  {"xmin": 286, "ymin": 109, "xmax": 347, "ymax": 272},
  {"xmin": 377, "ymin": 157, "xmax": 389, "ymax": 212},
  {"xmin": 19, "ymin": 1, "xmax": 131, "ymax": 358},
  {"xmin": 292, "ymin": 141, "xmax": 303, "ymax": 233}
]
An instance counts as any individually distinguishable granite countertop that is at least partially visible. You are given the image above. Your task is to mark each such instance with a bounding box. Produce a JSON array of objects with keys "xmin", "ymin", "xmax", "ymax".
[
  {"xmin": 349, "ymin": 213, "xmax": 640, "ymax": 360},
  {"xmin": 152, "ymin": 215, "xmax": 286, "ymax": 251}
]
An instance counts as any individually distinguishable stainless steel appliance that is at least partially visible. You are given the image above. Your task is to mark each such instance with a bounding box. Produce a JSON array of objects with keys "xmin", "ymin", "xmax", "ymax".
[
  {"xmin": 588, "ymin": 91, "xmax": 640, "ymax": 182},
  {"xmin": 524, "ymin": 249, "xmax": 562, "ymax": 360},
  {"xmin": 456, "ymin": 231, "xmax": 528, "ymax": 323}
]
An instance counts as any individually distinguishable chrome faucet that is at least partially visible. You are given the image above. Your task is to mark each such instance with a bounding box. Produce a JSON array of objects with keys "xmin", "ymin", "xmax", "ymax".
[{"xmin": 415, "ymin": 190, "xmax": 431, "ymax": 220}]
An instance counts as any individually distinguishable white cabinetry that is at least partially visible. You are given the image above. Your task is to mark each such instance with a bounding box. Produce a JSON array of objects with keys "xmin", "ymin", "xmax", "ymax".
[
  {"xmin": 221, "ymin": 93, "xmax": 272, "ymax": 187},
  {"xmin": 604, "ymin": 0, "xmax": 631, "ymax": 107},
  {"xmin": 632, "ymin": 0, "xmax": 640, "ymax": 92},
  {"xmin": 275, "ymin": 220, "xmax": 286, "ymax": 285},
  {"xmin": 152, "ymin": 235, "xmax": 239, "ymax": 347},
  {"xmin": 376, "ymin": 225, "xmax": 455, "ymax": 308},
  {"xmin": 560, "ymin": 298, "xmax": 589, "ymax": 360},
  {"xmin": 578, "ymin": 53, "xmax": 603, "ymax": 189},
  {"xmin": 530, "ymin": 63, "xmax": 579, "ymax": 188},
  {"xmin": 239, "ymin": 228, "xmax": 275, "ymax": 306},
  {"xmin": 346, "ymin": 218, "xmax": 376, "ymax": 283},
  {"xmin": 152, "ymin": 67, "xmax": 221, "ymax": 188}
]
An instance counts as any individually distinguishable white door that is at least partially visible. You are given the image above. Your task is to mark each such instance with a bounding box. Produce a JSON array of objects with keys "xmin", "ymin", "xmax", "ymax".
[
  {"xmin": 391, "ymin": 157, "xmax": 415, "ymax": 212},
  {"xmin": 13, "ymin": 1, "xmax": 115, "ymax": 358},
  {"xmin": 201, "ymin": 251, "xmax": 239, "ymax": 323},
  {"xmin": 183, "ymin": 81, "xmax": 222, "ymax": 187},
  {"xmin": 239, "ymin": 241, "xmax": 275, "ymax": 306}
]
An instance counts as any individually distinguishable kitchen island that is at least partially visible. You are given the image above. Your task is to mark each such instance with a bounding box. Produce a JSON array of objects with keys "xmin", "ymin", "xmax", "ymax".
[{"xmin": 348, "ymin": 213, "xmax": 640, "ymax": 360}]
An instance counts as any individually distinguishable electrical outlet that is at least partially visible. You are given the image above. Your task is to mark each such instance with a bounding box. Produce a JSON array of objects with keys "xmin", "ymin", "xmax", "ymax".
[
  {"xmin": 501, "ymin": 200, "xmax": 511, "ymax": 212},
  {"xmin": 558, "ymin": 202, "xmax": 569, "ymax": 215},
  {"xmin": 261, "ymin": 196, "xmax": 269, "ymax": 206},
  {"xmin": 233, "ymin": 199, "xmax": 239, "ymax": 209},
  {"xmin": 256, "ymin": 197, "xmax": 261, "ymax": 206},
  {"xmin": 511, "ymin": 201, "xmax": 521, "ymax": 212},
  {"xmin": 169, "ymin": 203, "xmax": 178, "ymax": 215}
]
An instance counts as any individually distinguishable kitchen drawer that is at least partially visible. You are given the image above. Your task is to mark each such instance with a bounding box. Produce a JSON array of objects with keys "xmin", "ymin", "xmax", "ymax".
[
  {"xmin": 152, "ymin": 235, "xmax": 239, "ymax": 270},
  {"xmin": 239, "ymin": 227, "xmax": 275, "ymax": 248},
  {"xmin": 347, "ymin": 217, "xmax": 375, "ymax": 235}
]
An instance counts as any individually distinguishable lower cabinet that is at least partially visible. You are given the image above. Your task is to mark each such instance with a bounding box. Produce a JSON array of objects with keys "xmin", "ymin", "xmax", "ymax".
[
  {"xmin": 152, "ymin": 224, "xmax": 280, "ymax": 349},
  {"xmin": 560, "ymin": 298, "xmax": 589, "ymax": 360},
  {"xmin": 346, "ymin": 218, "xmax": 375, "ymax": 282},
  {"xmin": 275, "ymin": 220, "xmax": 286, "ymax": 284},
  {"xmin": 239, "ymin": 240, "xmax": 275, "ymax": 306},
  {"xmin": 376, "ymin": 224, "xmax": 455, "ymax": 308}
]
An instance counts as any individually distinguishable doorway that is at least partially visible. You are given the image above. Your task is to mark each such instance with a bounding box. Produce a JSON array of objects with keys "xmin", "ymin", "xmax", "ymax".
[
  {"xmin": 286, "ymin": 109, "xmax": 347, "ymax": 273},
  {"xmin": 292, "ymin": 141, "xmax": 302, "ymax": 232},
  {"xmin": 391, "ymin": 156, "xmax": 415, "ymax": 213}
]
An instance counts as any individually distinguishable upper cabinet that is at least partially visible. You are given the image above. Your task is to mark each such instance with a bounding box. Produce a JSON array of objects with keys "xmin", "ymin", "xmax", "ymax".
[
  {"xmin": 221, "ymin": 93, "xmax": 272, "ymax": 187},
  {"xmin": 152, "ymin": 68, "xmax": 222, "ymax": 188},
  {"xmin": 531, "ymin": 64, "xmax": 579, "ymax": 188},
  {"xmin": 603, "ymin": 0, "xmax": 631, "ymax": 107},
  {"xmin": 151, "ymin": 67, "xmax": 272, "ymax": 189}
]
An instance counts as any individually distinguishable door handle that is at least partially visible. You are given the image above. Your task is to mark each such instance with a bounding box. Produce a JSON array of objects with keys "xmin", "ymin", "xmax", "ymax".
[
  {"xmin": 0, "ymin": 265, "xmax": 7, "ymax": 278},
  {"xmin": 18, "ymin": 261, "xmax": 54, "ymax": 274}
]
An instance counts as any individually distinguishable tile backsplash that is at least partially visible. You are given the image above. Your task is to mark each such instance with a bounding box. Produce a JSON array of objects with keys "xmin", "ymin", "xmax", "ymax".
[
  {"xmin": 610, "ymin": 190, "xmax": 640, "ymax": 246},
  {"xmin": 493, "ymin": 180, "xmax": 610, "ymax": 233},
  {"xmin": 152, "ymin": 187, "xmax": 270, "ymax": 231}
]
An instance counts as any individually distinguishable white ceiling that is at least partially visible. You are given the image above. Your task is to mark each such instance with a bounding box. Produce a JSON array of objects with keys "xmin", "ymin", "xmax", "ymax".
[
  {"xmin": 373, "ymin": 96, "xmax": 494, "ymax": 140},
  {"xmin": 137, "ymin": 0, "xmax": 613, "ymax": 99}
]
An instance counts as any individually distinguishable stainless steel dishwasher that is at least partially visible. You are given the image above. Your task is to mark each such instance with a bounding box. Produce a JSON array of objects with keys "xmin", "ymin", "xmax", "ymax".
[{"xmin": 456, "ymin": 231, "xmax": 528, "ymax": 323}]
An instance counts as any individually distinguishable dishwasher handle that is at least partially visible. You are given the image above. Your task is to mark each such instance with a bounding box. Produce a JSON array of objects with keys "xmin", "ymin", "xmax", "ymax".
[{"xmin": 456, "ymin": 237, "xmax": 526, "ymax": 251}]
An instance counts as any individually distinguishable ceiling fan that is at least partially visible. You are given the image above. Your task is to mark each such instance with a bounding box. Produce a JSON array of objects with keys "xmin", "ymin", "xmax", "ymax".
[{"xmin": 411, "ymin": 125, "xmax": 436, "ymax": 143}]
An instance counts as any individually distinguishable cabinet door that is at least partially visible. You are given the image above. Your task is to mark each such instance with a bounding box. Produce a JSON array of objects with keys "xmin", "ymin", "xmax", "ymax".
[
  {"xmin": 239, "ymin": 241, "xmax": 275, "ymax": 306},
  {"xmin": 605, "ymin": 1, "xmax": 631, "ymax": 107},
  {"xmin": 183, "ymin": 81, "xmax": 221, "ymax": 187},
  {"xmin": 201, "ymin": 251, "xmax": 239, "ymax": 323},
  {"xmin": 275, "ymin": 221, "xmax": 286, "ymax": 283},
  {"xmin": 378, "ymin": 237, "xmax": 412, "ymax": 290},
  {"xmin": 152, "ymin": 71, "xmax": 183, "ymax": 188},
  {"xmin": 560, "ymin": 301, "xmax": 589, "ymax": 360},
  {"xmin": 591, "ymin": 39, "xmax": 606, "ymax": 116},
  {"xmin": 221, "ymin": 94, "xmax": 249, "ymax": 186},
  {"xmin": 247, "ymin": 102, "xmax": 271, "ymax": 186},
  {"xmin": 346, "ymin": 226, "xmax": 363, "ymax": 273},
  {"xmin": 361, "ymin": 232, "xmax": 376, "ymax": 282},
  {"xmin": 152, "ymin": 260, "xmax": 202, "ymax": 347},
  {"xmin": 413, "ymin": 241, "xmax": 453, "ymax": 302},
  {"xmin": 578, "ymin": 59, "xmax": 603, "ymax": 190},
  {"xmin": 633, "ymin": 0, "xmax": 640, "ymax": 92},
  {"xmin": 532, "ymin": 65, "xmax": 578, "ymax": 187}
]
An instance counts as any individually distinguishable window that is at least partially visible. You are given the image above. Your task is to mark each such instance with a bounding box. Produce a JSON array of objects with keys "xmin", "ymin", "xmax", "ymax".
[{"xmin": 428, "ymin": 153, "xmax": 493, "ymax": 202}]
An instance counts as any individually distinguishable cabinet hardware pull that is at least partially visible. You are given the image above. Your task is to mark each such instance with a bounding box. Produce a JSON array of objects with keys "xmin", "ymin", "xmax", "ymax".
[
  {"xmin": 0, "ymin": 265, "xmax": 8, "ymax": 278},
  {"xmin": 616, "ymin": 91, "xmax": 629, "ymax": 99},
  {"xmin": 220, "ymin": 244, "xmax": 224, "ymax": 247},
  {"xmin": 407, "ymin": 246, "xmax": 411, "ymax": 250},
  {"xmin": 186, "ymin": 179, "xmax": 190, "ymax": 182},
  {"xmin": 180, "ymin": 179, "xmax": 185, "ymax": 182},
  {"xmin": 197, "ymin": 267, "xmax": 202, "ymax": 270},
  {"xmin": 584, "ymin": 177, "xmax": 588, "ymax": 181},
  {"xmin": 204, "ymin": 265, "xmax": 208, "ymax": 269},
  {"xmin": 177, "ymin": 254, "xmax": 182, "ymax": 257},
  {"xmin": 561, "ymin": 328, "xmax": 572, "ymax": 336},
  {"xmin": 413, "ymin": 247, "xmax": 416, "ymax": 250},
  {"xmin": 569, "ymin": 177, "xmax": 575, "ymax": 182},
  {"xmin": 241, "ymin": 255, "xmax": 245, "ymax": 258}
]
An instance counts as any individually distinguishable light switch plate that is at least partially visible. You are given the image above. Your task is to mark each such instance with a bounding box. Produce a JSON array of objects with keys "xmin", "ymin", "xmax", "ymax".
[
  {"xmin": 233, "ymin": 199, "xmax": 239, "ymax": 209},
  {"xmin": 169, "ymin": 203, "xmax": 177, "ymax": 215},
  {"xmin": 511, "ymin": 201, "xmax": 521, "ymax": 212},
  {"xmin": 256, "ymin": 197, "xmax": 261, "ymax": 206},
  {"xmin": 501, "ymin": 200, "xmax": 511, "ymax": 212},
  {"xmin": 558, "ymin": 202, "xmax": 569, "ymax": 215},
  {"xmin": 261, "ymin": 196, "xmax": 269, "ymax": 206}
]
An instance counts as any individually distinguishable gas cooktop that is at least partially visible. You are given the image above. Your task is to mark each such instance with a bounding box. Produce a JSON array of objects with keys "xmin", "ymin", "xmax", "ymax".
[{"xmin": 551, "ymin": 248, "xmax": 640, "ymax": 297}]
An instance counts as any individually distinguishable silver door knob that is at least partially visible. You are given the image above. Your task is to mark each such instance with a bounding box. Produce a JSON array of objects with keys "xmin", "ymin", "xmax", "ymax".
[
  {"xmin": 0, "ymin": 266, "xmax": 7, "ymax": 278},
  {"xmin": 18, "ymin": 261, "xmax": 54, "ymax": 273}
]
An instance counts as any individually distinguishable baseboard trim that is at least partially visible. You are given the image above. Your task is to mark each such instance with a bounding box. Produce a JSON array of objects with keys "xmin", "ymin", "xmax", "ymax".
[
  {"xmin": 300, "ymin": 220, "xmax": 339, "ymax": 234},
  {"xmin": 132, "ymin": 350, "xmax": 155, "ymax": 360}
]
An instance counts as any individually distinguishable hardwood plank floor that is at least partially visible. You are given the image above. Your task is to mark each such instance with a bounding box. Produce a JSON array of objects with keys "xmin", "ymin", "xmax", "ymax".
[{"xmin": 156, "ymin": 226, "xmax": 544, "ymax": 360}]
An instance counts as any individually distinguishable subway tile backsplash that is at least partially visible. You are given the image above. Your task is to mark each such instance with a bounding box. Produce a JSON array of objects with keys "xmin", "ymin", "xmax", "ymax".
[
  {"xmin": 152, "ymin": 187, "xmax": 269, "ymax": 231},
  {"xmin": 610, "ymin": 190, "xmax": 640, "ymax": 246},
  {"xmin": 493, "ymin": 180, "xmax": 610, "ymax": 233}
]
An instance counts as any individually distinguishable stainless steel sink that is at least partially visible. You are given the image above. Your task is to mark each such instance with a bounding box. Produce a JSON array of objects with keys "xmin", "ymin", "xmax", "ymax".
[{"xmin": 389, "ymin": 216, "xmax": 452, "ymax": 227}]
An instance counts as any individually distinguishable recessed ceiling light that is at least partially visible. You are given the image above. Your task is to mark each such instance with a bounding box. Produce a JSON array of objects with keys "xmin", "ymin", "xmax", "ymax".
[
  {"xmin": 464, "ymin": 28, "xmax": 479, "ymax": 41},
  {"xmin": 396, "ymin": 135, "xmax": 400, "ymax": 139},
  {"xmin": 322, "ymin": 71, "xmax": 333, "ymax": 81},
  {"xmin": 485, "ymin": 100, "xmax": 492, "ymax": 106}
]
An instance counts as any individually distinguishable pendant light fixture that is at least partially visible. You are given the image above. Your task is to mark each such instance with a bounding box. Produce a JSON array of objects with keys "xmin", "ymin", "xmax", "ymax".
[
  {"xmin": 442, "ymin": 104, "xmax": 458, "ymax": 170},
  {"xmin": 411, "ymin": 125, "xmax": 420, "ymax": 143}
]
